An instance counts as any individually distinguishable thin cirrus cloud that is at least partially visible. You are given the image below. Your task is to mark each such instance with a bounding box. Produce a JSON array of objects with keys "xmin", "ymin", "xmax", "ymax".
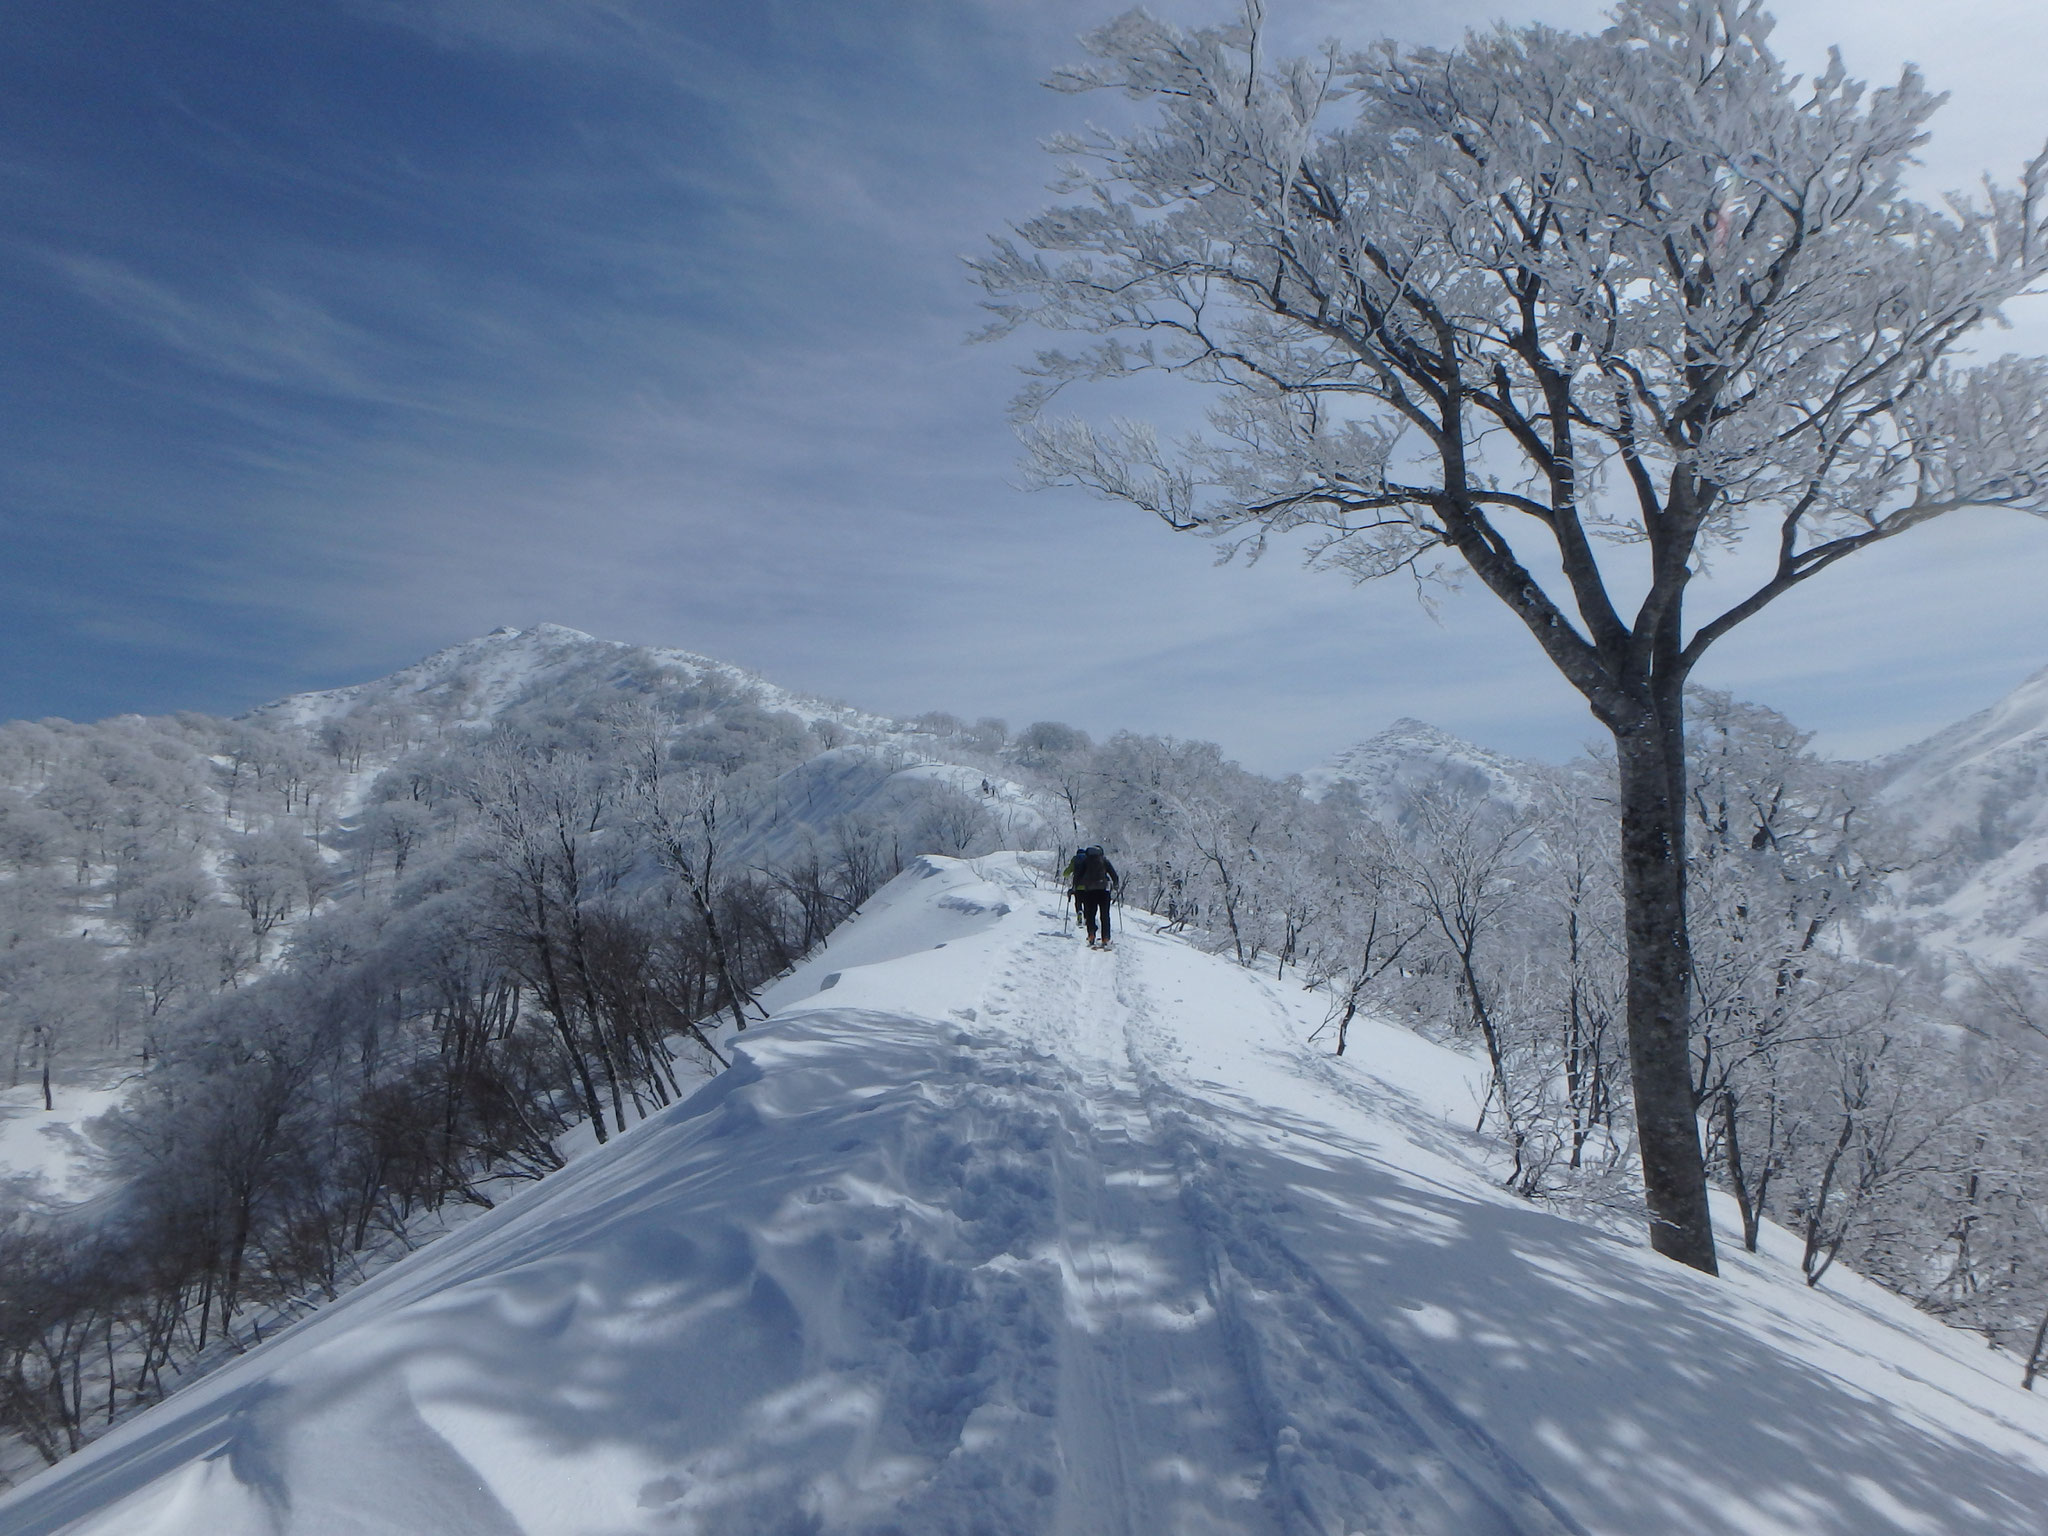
[{"xmin": 2, "ymin": 0, "xmax": 2046, "ymax": 774}]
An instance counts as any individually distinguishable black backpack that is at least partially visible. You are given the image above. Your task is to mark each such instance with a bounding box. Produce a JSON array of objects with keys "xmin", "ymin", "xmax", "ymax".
[{"xmin": 1072, "ymin": 846, "xmax": 1109, "ymax": 890}]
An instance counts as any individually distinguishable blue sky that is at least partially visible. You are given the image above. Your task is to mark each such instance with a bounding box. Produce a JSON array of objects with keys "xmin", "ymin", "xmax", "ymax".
[{"xmin": 6, "ymin": 0, "xmax": 2048, "ymax": 773}]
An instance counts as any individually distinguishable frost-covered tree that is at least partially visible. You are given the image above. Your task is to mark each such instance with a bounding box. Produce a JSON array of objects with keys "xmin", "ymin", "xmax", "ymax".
[
  {"xmin": 620, "ymin": 711, "xmax": 767, "ymax": 1040},
  {"xmin": 465, "ymin": 740, "xmax": 631, "ymax": 1142},
  {"xmin": 1681, "ymin": 690, "xmax": 1899, "ymax": 1249},
  {"xmin": 1310, "ymin": 806, "xmax": 1429, "ymax": 1059},
  {"xmin": 1524, "ymin": 767, "xmax": 1630, "ymax": 1179},
  {"xmin": 223, "ymin": 830, "xmax": 315, "ymax": 940},
  {"xmin": 976, "ymin": 0, "xmax": 2048, "ymax": 1271},
  {"xmin": 1381, "ymin": 786, "xmax": 1538, "ymax": 1170}
]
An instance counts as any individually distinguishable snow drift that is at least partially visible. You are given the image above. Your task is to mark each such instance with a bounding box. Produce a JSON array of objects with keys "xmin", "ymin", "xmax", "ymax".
[{"xmin": 5, "ymin": 855, "xmax": 2047, "ymax": 1536}]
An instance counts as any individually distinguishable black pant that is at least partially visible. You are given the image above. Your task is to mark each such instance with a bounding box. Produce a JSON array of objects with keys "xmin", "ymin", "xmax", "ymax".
[{"xmin": 1075, "ymin": 890, "xmax": 1111, "ymax": 943}]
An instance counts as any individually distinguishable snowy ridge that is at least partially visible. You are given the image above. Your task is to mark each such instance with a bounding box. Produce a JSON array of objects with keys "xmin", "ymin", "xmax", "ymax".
[
  {"xmin": 1878, "ymin": 662, "xmax": 2048, "ymax": 802},
  {"xmin": 247, "ymin": 623, "xmax": 896, "ymax": 736},
  {"xmin": 1876, "ymin": 662, "xmax": 2048, "ymax": 959},
  {"xmin": 8, "ymin": 855, "xmax": 2048, "ymax": 1535}
]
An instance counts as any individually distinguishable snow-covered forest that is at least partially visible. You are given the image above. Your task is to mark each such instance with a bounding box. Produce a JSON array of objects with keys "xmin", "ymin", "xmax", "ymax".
[{"xmin": 4, "ymin": 623, "xmax": 2048, "ymax": 1493}]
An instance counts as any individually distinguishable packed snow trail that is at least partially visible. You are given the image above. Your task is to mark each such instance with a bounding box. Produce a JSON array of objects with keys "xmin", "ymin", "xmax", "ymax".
[
  {"xmin": 1000, "ymin": 925, "xmax": 1279, "ymax": 1532},
  {"xmin": 6, "ymin": 855, "xmax": 2048, "ymax": 1535},
  {"xmin": 994, "ymin": 914, "xmax": 1580, "ymax": 1535}
]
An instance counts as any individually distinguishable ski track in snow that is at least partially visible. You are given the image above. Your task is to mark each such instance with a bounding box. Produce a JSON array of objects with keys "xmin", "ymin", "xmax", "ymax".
[
  {"xmin": 988, "ymin": 913, "xmax": 1580, "ymax": 1535},
  {"xmin": 7, "ymin": 855, "xmax": 2048, "ymax": 1535}
]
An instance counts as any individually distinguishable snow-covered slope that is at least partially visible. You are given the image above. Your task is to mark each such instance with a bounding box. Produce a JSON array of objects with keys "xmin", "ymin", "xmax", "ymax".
[
  {"xmin": 248, "ymin": 623, "xmax": 1055, "ymax": 854},
  {"xmin": 7, "ymin": 856, "xmax": 2046, "ymax": 1536},
  {"xmin": 1877, "ymin": 662, "xmax": 2048, "ymax": 960},
  {"xmin": 1305, "ymin": 718, "xmax": 1542, "ymax": 820}
]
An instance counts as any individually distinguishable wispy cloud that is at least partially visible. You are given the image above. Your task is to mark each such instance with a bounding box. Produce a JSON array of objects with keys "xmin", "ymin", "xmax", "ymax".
[{"xmin": 41, "ymin": 251, "xmax": 394, "ymax": 399}]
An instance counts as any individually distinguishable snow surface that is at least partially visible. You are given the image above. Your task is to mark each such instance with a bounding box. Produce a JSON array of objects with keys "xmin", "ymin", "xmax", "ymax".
[
  {"xmin": 0, "ymin": 1082, "xmax": 121, "ymax": 1205},
  {"xmin": 6, "ymin": 855, "xmax": 2048, "ymax": 1535}
]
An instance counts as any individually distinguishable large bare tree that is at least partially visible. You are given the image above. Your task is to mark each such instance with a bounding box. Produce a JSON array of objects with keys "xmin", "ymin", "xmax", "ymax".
[{"xmin": 974, "ymin": 0, "xmax": 2048, "ymax": 1271}]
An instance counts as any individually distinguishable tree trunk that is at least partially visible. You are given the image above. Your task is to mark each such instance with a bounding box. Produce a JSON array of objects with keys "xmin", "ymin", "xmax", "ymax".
[
  {"xmin": 1719, "ymin": 1089, "xmax": 1762, "ymax": 1253},
  {"xmin": 687, "ymin": 878, "xmax": 755, "ymax": 1034},
  {"xmin": 1802, "ymin": 1109, "xmax": 1857, "ymax": 1287},
  {"xmin": 1613, "ymin": 722, "xmax": 1719, "ymax": 1274},
  {"xmin": 534, "ymin": 943, "xmax": 608, "ymax": 1144},
  {"xmin": 1335, "ymin": 971, "xmax": 1366, "ymax": 1057},
  {"xmin": 2023, "ymin": 1298, "xmax": 2048, "ymax": 1391},
  {"xmin": 1455, "ymin": 942, "xmax": 1524, "ymax": 1183}
]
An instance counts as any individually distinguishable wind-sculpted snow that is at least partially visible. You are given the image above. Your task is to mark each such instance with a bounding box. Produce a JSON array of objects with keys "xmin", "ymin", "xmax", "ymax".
[{"xmin": 6, "ymin": 855, "xmax": 2048, "ymax": 1534}]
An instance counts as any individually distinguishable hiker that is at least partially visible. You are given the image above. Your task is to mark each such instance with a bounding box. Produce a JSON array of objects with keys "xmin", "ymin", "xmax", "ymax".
[{"xmin": 1064, "ymin": 844, "xmax": 1121, "ymax": 949}]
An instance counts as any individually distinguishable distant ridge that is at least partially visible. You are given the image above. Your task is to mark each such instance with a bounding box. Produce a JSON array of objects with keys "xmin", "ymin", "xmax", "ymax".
[
  {"xmin": 244, "ymin": 623, "xmax": 890, "ymax": 737},
  {"xmin": 236, "ymin": 625, "xmax": 2048, "ymax": 961},
  {"xmin": 1874, "ymin": 662, "xmax": 2048, "ymax": 961}
]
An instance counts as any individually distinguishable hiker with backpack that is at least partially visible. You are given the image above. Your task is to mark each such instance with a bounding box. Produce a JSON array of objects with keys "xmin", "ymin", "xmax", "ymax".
[{"xmin": 1063, "ymin": 844, "xmax": 1121, "ymax": 949}]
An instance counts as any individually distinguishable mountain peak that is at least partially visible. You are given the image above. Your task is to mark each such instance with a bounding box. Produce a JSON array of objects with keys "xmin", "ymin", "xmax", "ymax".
[
  {"xmin": 1306, "ymin": 717, "xmax": 1541, "ymax": 814},
  {"xmin": 243, "ymin": 626, "xmax": 891, "ymax": 740},
  {"xmin": 486, "ymin": 622, "xmax": 600, "ymax": 645}
]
